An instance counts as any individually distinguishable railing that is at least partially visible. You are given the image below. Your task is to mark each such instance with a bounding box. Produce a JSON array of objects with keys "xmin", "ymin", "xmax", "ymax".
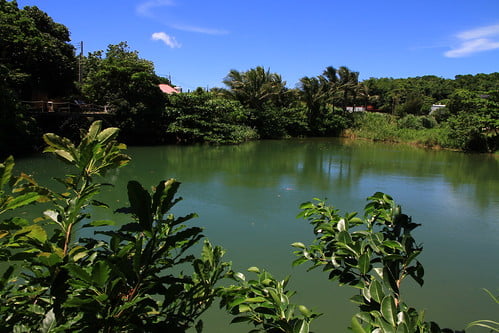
[{"xmin": 22, "ymin": 101, "xmax": 114, "ymax": 114}]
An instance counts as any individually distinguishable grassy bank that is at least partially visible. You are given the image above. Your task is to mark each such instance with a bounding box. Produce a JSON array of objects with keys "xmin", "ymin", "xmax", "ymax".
[{"xmin": 344, "ymin": 112, "xmax": 496, "ymax": 152}]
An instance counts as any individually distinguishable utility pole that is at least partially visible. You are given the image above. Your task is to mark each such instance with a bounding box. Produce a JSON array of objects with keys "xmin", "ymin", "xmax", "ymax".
[{"xmin": 78, "ymin": 41, "xmax": 83, "ymax": 84}]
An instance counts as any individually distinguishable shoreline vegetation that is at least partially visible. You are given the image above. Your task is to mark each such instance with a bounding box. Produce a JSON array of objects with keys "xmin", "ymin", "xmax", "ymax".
[
  {"xmin": 341, "ymin": 113, "xmax": 462, "ymax": 152},
  {"xmin": 1, "ymin": 1, "xmax": 497, "ymax": 158}
]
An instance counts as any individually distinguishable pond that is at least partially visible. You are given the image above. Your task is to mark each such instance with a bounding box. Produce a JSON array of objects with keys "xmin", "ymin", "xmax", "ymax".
[{"xmin": 14, "ymin": 138, "xmax": 499, "ymax": 332}]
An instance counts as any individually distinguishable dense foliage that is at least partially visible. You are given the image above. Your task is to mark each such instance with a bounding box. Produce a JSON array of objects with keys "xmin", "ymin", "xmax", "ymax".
[
  {"xmin": 164, "ymin": 90, "xmax": 257, "ymax": 144},
  {"xmin": 80, "ymin": 42, "xmax": 168, "ymax": 144},
  {"xmin": 0, "ymin": 0, "xmax": 77, "ymax": 155}
]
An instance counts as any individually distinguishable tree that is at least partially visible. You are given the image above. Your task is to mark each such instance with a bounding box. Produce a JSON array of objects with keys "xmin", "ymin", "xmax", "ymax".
[
  {"xmin": 446, "ymin": 89, "xmax": 499, "ymax": 152},
  {"xmin": 320, "ymin": 66, "xmax": 342, "ymax": 110},
  {"xmin": 337, "ymin": 66, "xmax": 362, "ymax": 109},
  {"xmin": 165, "ymin": 90, "xmax": 257, "ymax": 144},
  {"xmin": 81, "ymin": 42, "xmax": 168, "ymax": 143},
  {"xmin": 222, "ymin": 67, "xmax": 298, "ymax": 138},
  {"xmin": 0, "ymin": 1, "xmax": 76, "ymax": 99},
  {"xmin": 298, "ymin": 76, "xmax": 327, "ymax": 133},
  {"xmin": 223, "ymin": 66, "xmax": 288, "ymax": 111},
  {"xmin": 293, "ymin": 193, "xmax": 461, "ymax": 332},
  {"xmin": 0, "ymin": 1, "xmax": 77, "ymax": 156},
  {"xmin": 0, "ymin": 121, "xmax": 231, "ymax": 331}
]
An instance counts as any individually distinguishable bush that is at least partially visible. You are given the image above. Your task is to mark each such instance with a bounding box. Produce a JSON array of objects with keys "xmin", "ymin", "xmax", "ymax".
[
  {"xmin": 352, "ymin": 112, "xmax": 398, "ymax": 141},
  {"xmin": 398, "ymin": 114, "xmax": 424, "ymax": 129},
  {"xmin": 165, "ymin": 92, "xmax": 256, "ymax": 144}
]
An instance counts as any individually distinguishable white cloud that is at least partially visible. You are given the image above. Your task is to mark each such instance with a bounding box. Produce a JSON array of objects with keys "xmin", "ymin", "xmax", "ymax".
[
  {"xmin": 137, "ymin": 0, "xmax": 174, "ymax": 17},
  {"xmin": 445, "ymin": 23, "xmax": 499, "ymax": 58},
  {"xmin": 151, "ymin": 32, "xmax": 181, "ymax": 48},
  {"xmin": 445, "ymin": 38, "xmax": 499, "ymax": 58},
  {"xmin": 171, "ymin": 24, "xmax": 229, "ymax": 35},
  {"xmin": 457, "ymin": 24, "xmax": 499, "ymax": 40},
  {"xmin": 137, "ymin": 0, "xmax": 228, "ymax": 36}
]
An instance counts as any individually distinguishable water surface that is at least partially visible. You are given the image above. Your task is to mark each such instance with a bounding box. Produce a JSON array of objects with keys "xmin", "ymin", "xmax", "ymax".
[{"xmin": 14, "ymin": 138, "xmax": 499, "ymax": 332}]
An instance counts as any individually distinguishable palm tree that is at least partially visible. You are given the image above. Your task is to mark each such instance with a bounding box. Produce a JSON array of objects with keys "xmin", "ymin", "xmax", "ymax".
[
  {"xmin": 337, "ymin": 66, "xmax": 360, "ymax": 110},
  {"xmin": 223, "ymin": 66, "xmax": 286, "ymax": 110},
  {"xmin": 320, "ymin": 66, "xmax": 342, "ymax": 111},
  {"xmin": 298, "ymin": 76, "xmax": 327, "ymax": 132}
]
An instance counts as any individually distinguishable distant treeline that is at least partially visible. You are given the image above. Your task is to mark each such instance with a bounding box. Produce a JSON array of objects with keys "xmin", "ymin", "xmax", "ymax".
[{"xmin": 1, "ymin": 1, "xmax": 497, "ymax": 156}]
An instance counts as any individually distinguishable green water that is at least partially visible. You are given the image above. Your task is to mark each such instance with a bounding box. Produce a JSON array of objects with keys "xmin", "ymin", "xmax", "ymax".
[{"xmin": 14, "ymin": 138, "xmax": 499, "ymax": 332}]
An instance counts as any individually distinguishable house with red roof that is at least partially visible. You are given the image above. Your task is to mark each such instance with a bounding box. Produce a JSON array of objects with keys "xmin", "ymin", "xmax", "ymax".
[{"xmin": 158, "ymin": 84, "xmax": 181, "ymax": 94}]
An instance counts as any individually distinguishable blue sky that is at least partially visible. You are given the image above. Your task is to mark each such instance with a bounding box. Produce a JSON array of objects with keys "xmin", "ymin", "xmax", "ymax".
[{"xmin": 16, "ymin": 0, "xmax": 499, "ymax": 91}]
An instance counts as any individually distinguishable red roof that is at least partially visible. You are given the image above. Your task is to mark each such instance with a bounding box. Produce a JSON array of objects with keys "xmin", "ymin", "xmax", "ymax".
[{"xmin": 158, "ymin": 84, "xmax": 180, "ymax": 94}]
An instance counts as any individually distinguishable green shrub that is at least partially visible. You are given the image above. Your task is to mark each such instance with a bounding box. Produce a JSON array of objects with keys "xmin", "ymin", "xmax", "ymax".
[{"xmin": 398, "ymin": 114, "xmax": 424, "ymax": 129}]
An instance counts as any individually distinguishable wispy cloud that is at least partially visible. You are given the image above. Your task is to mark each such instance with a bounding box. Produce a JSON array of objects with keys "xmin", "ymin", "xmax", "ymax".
[
  {"xmin": 171, "ymin": 24, "xmax": 229, "ymax": 35},
  {"xmin": 136, "ymin": 0, "xmax": 174, "ymax": 17},
  {"xmin": 137, "ymin": 0, "xmax": 228, "ymax": 35},
  {"xmin": 445, "ymin": 24, "xmax": 499, "ymax": 58},
  {"xmin": 151, "ymin": 32, "xmax": 181, "ymax": 48}
]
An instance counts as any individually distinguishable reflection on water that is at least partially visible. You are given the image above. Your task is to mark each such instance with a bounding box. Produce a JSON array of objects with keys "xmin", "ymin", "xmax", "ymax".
[{"xmin": 13, "ymin": 138, "xmax": 499, "ymax": 332}]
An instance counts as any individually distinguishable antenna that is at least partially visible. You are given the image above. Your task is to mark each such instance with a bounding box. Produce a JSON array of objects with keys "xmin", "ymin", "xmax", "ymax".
[{"xmin": 77, "ymin": 41, "xmax": 83, "ymax": 84}]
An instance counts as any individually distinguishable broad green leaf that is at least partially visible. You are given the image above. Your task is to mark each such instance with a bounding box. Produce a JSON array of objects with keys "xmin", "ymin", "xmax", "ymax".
[
  {"xmin": 356, "ymin": 312, "xmax": 374, "ymax": 325},
  {"xmin": 54, "ymin": 149, "xmax": 75, "ymax": 163},
  {"xmin": 43, "ymin": 133, "xmax": 75, "ymax": 153},
  {"xmin": 4, "ymin": 192, "xmax": 40, "ymax": 212},
  {"xmin": 37, "ymin": 252, "xmax": 63, "ymax": 266},
  {"xmin": 238, "ymin": 304, "xmax": 251, "ymax": 312},
  {"xmin": 127, "ymin": 181, "xmax": 152, "ymax": 231},
  {"xmin": 299, "ymin": 202, "xmax": 314, "ymax": 209},
  {"xmin": 243, "ymin": 297, "xmax": 266, "ymax": 303},
  {"xmin": 382, "ymin": 240, "xmax": 404, "ymax": 251},
  {"xmin": 228, "ymin": 297, "xmax": 248, "ymax": 309},
  {"xmin": 396, "ymin": 322, "xmax": 409, "ymax": 333},
  {"xmin": 248, "ymin": 266, "xmax": 260, "ymax": 273},
  {"xmin": 377, "ymin": 317, "xmax": 396, "ymax": 333},
  {"xmin": 298, "ymin": 305, "xmax": 312, "ymax": 317},
  {"xmin": 349, "ymin": 217, "xmax": 364, "ymax": 224},
  {"xmin": 201, "ymin": 240, "xmax": 215, "ymax": 266},
  {"xmin": 337, "ymin": 230, "xmax": 352, "ymax": 243},
  {"xmin": 358, "ymin": 253, "xmax": 371, "ymax": 275},
  {"xmin": 96, "ymin": 127, "xmax": 119, "ymax": 144},
  {"xmin": 92, "ymin": 261, "xmax": 111, "ymax": 287},
  {"xmin": 86, "ymin": 120, "xmax": 102, "ymax": 141},
  {"xmin": 66, "ymin": 263, "xmax": 92, "ymax": 283},
  {"xmin": 15, "ymin": 224, "xmax": 47, "ymax": 243},
  {"xmin": 293, "ymin": 319, "xmax": 309, "ymax": 333},
  {"xmin": 369, "ymin": 280, "xmax": 384, "ymax": 303},
  {"xmin": 351, "ymin": 316, "xmax": 369, "ymax": 333},
  {"xmin": 381, "ymin": 296, "xmax": 397, "ymax": 327},
  {"xmin": 291, "ymin": 242, "xmax": 306, "ymax": 249}
]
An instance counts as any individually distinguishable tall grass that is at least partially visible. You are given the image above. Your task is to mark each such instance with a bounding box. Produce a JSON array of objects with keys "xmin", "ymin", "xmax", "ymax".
[{"xmin": 347, "ymin": 112, "xmax": 456, "ymax": 149}]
